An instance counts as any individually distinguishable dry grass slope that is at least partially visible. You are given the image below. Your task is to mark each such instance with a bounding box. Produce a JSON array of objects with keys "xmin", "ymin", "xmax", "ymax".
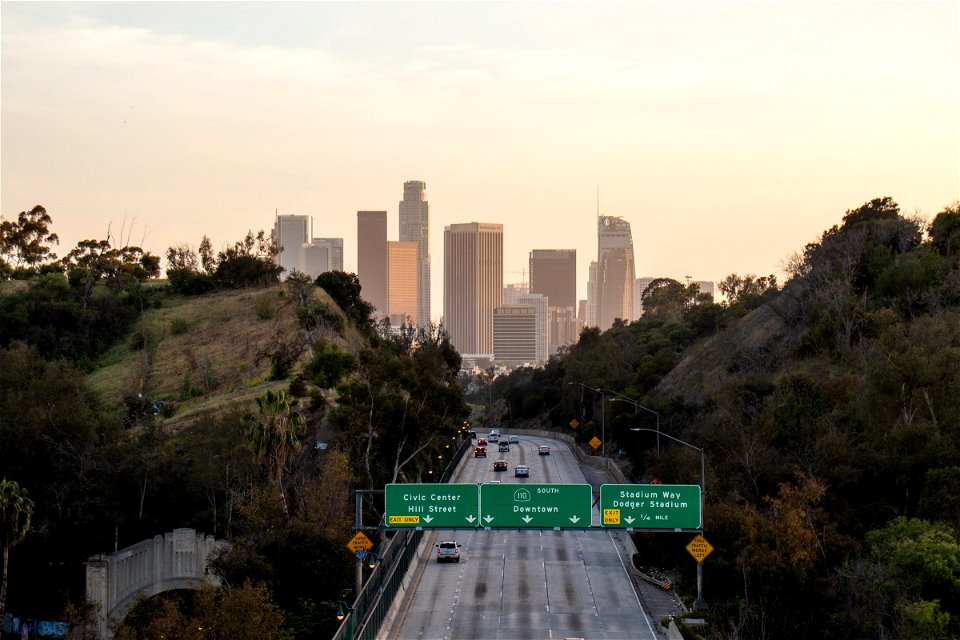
[{"xmin": 87, "ymin": 283, "xmax": 349, "ymax": 430}]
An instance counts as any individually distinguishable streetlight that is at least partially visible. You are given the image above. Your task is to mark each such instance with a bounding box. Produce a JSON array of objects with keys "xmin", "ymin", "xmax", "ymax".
[
  {"xmin": 631, "ymin": 427, "xmax": 707, "ymax": 610},
  {"xmin": 336, "ymin": 600, "xmax": 355, "ymax": 640},
  {"xmin": 603, "ymin": 389, "xmax": 661, "ymax": 454},
  {"xmin": 567, "ymin": 381, "xmax": 606, "ymax": 456},
  {"xmin": 366, "ymin": 551, "xmax": 383, "ymax": 570}
]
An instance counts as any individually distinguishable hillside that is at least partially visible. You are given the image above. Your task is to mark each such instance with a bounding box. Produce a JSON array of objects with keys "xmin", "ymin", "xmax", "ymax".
[{"xmin": 85, "ymin": 282, "xmax": 353, "ymax": 430}]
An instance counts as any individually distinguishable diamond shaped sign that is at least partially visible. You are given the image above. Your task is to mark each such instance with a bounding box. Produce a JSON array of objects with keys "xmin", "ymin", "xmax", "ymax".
[
  {"xmin": 589, "ymin": 436, "xmax": 601, "ymax": 450},
  {"xmin": 569, "ymin": 419, "xmax": 580, "ymax": 430}
]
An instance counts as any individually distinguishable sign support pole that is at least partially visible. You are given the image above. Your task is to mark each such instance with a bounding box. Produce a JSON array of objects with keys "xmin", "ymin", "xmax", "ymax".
[{"xmin": 695, "ymin": 561, "xmax": 705, "ymax": 610}]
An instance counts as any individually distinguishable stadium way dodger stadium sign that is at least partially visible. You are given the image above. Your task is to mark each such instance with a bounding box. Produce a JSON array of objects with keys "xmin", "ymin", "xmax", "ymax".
[{"xmin": 600, "ymin": 484, "xmax": 701, "ymax": 529}]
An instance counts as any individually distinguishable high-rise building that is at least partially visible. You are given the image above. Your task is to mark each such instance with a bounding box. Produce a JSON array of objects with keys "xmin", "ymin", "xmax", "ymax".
[
  {"xmin": 597, "ymin": 216, "xmax": 636, "ymax": 330},
  {"xmin": 529, "ymin": 249, "xmax": 577, "ymax": 354},
  {"xmin": 399, "ymin": 181, "xmax": 431, "ymax": 326},
  {"xmin": 635, "ymin": 276, "xmax": 655, "ymax": 319},
  {"xmin": 586, "ymin": 261, "xmax": 598, "ymax": 326},
  {"xmin": 443, "ymin": 222, "xmax": 503, "ymax": 355},
  {"xmin": 357, "ymin": 211, "xmax": 388, "ymax": 317},
  {"xmin": 517, "ymin": 293, "xmax": 548, "ymax": 364},
  {"xmin": 529, "ymin": 249, "xmax": 576, "ymax": 309},
  {"xmin": 493, "ymin": 305, "xmax": 537, "ymax": 366},
  {"xmin": 303, "ymin": 237, "xmax": 343, "ymax": 277},
  {"xmin": 388, "ymin": 241, "xmax": 418, "ymax": 326},
  {"xmin": 272, "ymin": 214, "xmax": 311, "ymax": 279},
  {"xmin": 503, "ymin": 282, "xmax": 529, "ymax": 305}
]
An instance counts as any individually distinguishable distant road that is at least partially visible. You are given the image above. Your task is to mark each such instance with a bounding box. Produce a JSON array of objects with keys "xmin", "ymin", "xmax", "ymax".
[{"xmin": 382, "ymin": 435, "xmax": 660, "ymax": 640}]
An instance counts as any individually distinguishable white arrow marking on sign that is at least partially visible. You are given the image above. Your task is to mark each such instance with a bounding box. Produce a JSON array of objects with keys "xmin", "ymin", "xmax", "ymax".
[
  {"xmin": 465, "ymin": 515, "xmax": 476, "ymax": 524},
  {"xmin": 569, "ymin": 515, "xmax": 580, "ymax": 524},
  {"xmin": 422, "ymin": 515, "xmax": 433, "ymax": 523},
  {"xmin": 483, "ymin": 515, "xmax": 494, "ymax": 524},
  {"xmin": 624, "ymin": 516, "xmax": 635, "ymax": 524},
  {"xmin": 522, "ymin": 516, "xmax": 533, "ymax": 524}
]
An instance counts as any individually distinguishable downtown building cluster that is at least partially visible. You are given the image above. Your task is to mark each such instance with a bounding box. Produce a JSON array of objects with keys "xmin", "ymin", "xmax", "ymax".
[{"xmin": 272, "ymin": 181, "xmax": 712, "ymax": 372}]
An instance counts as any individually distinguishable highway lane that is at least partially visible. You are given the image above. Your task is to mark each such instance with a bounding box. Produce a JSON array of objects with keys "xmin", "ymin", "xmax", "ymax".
[{"xmin": 384, "ymin": 434, "xmax": 658, "ymax": 640}]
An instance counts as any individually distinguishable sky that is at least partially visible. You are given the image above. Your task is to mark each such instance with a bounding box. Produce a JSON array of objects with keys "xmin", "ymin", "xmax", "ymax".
[{"xmin": 2, "ymin": 1, "xmax": 958, "ymax": 321}]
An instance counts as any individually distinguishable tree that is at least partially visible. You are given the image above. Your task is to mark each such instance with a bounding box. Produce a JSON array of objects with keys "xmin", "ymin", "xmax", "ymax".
[
  {"xmin": 929, "ymin": 202, "xmax": 960, "ymax": 259},
  {"xmin": 244, "ymin": 391, "xmax": 307, "ymax": 517},
  {"xmin": 1, "ymin": 479, "xmax": 34, "ymax": 619},
  {"xmin": 0, "ymin": 205, "xmax": 59, "ymax": 274},
  {"xmin": 315, "ymin": 270, "xmax": 374, "ymax": 329}
]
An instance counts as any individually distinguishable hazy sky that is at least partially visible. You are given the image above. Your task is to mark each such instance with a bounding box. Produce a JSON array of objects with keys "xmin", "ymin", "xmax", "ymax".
[{"xmin": 3, "ymin": 1, "xmax": 957, "ymax": 320}]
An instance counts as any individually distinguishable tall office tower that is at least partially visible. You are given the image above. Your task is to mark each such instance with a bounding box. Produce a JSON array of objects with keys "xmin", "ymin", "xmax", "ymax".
[
  {"xmin": 303, "ymin": 237, "xmax": 344, "ymax": 278},
  {"xmin": 635, "ymin": 276, "xmax": 655, "ymax": 319},
  {"xmin": 388, "ymin": 241, "xmax": 418, "ymax": 326},
  {"xmin": 399, "ymin": 181, "xmax": 431, "ymax": 326},
  {"xmin": 503, "ymin": 282, "xmax": 529, "ymax": 305},
  {"xmin": 529, "ymin": 249, "xmax": 577, "ymax": 353},
  {"xmin": 443, "ymin": 222, "xmax": 503, "ymax": 355},
  {"xmin": 493, "ymin": 305, "xmax": 537, "ymax": 366},
  {"xmin": 357, "ymin": 211, "xmax": 388, "ymax": 317},
  {"xmin": 597, "ymin": 216, "xmax": 636, "ymax": 330},
  {"xmin": 550, "ymin": 306, "xmax": 580, "ymax": 355},
  {"xmin": 272, "ymin": 214, "xmax": 311, "ymax": 280},
  {"xmin": 517, "ymin": 293, "xmax": 548, "ymax": 364},
  {"xmin": 529, "ymin": 249, "xmax": 576, "ymax": 309},
  {"xmin": 586, "ymin": 261, "xmax": 598, "ymax": 326},
  {"xmin": 694, "ymin": 280, "xmax": 715, "ymax": 302}
]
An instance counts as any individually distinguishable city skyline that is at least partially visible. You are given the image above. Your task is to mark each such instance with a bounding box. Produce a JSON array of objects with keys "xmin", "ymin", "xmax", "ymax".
[{"xmin": 2, "ymin": 2, "xmax": 957, "ymax": 323}]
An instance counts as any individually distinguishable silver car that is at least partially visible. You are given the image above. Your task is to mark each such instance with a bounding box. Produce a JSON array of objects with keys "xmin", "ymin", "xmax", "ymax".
[{"xmin": 436, "ymin": 540, "xmax": 462, "ymax": 563}]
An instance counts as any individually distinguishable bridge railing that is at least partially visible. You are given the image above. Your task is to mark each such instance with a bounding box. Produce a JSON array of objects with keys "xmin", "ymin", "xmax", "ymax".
[{"xmin": 331, "ymin": 434, "xmax": 471, "ymax": 640}]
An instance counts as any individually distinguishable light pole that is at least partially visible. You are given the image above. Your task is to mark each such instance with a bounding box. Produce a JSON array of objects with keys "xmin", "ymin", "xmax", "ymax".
[
  {"xmin": 631, "ymin": 427, "xmax": 707, "ymax": 610},
  {"xmin": 603, "ymin": 389, "xmax": 661, "ymax": 454},
  {"xmin": 567, "ymin": 381, "xmax": 606, "ymax": 456},
  {"xmin": 336, "ymin": 600, "xmax": 355, "ymax": 640}
]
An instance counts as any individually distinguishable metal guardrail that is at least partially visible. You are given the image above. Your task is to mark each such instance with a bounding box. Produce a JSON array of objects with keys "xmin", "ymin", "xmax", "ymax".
[{"xmin": 331, "ymin": 435, "xmax": 472, "ymax": 640}]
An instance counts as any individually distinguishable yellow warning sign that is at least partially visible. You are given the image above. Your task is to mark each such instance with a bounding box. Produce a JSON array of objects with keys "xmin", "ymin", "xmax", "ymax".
[
  {"xmin": 347, "ymin": 531, "xmax": 374, "ymax": 552},
  {"xmin": 569, "ymin": 419, "xmax": 580, "ymax": 430},
  {"xmin": 589, "ymin": 436, "xmax": 602, "ymax": 450},
  {"xmin": 603, "ymin": 509, "xmax": 621, "ymax": 525},
  {"xmin": 685, "ymin": 534, "xmax": 714, "ymax": 562},
  {"xmin": 387, "ymin": 515, "xmax": 420, "ymax": 525}
]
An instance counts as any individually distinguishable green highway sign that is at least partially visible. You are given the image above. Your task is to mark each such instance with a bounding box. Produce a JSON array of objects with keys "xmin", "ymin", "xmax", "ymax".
[
  {"xmin": 385, "ymin": 483, "xmax": 479, "ymax": 528},
  {"xmin": 600, "ymin": 484, "xmax": 701, "ymax": 529},
  {"xmin": 480, "ymin": 483, "xmax": 592, "ymax": 528}
]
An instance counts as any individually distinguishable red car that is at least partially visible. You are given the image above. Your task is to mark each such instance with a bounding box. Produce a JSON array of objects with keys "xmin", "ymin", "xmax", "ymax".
[
  {"xmin": 477, "ymin": 438, "xmax": 488, "ymax": 446},
  {"xmin": 474, "ymin": 446, "xmax": 487, "ymax": 458},
  {"xmin": 493, "ymin": 460, "xmax": 508, "ymax": 471}
]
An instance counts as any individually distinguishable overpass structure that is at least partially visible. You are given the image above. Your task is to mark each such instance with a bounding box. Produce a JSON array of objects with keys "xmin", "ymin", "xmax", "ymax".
[{"xmin": 85, "ymin": 528, "xmax": 228, "ymax": 638}]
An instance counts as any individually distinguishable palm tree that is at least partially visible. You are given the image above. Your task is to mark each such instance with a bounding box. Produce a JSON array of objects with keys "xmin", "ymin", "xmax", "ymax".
[
  {"xmin": 1, "ymin": 478, "xmax": 34, "ymax": 619},
  {"xmin": 245, "ymin": 390, "xmax": 306, "ymax": 516}
]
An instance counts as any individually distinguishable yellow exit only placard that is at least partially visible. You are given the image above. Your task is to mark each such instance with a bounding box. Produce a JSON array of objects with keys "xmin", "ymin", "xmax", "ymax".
[
  {"xmin": 388, "ymin": 515, "xmax": 421, "ymax": 525},
  {"xmin": 603, "ymin": 509, "xmax": 620, "ymax": 525}
]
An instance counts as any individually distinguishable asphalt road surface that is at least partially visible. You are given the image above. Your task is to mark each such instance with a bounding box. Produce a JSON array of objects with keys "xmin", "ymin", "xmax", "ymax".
[{"xmin": 382, "ymin": 434, "xmax": 660, "ymax": 640}]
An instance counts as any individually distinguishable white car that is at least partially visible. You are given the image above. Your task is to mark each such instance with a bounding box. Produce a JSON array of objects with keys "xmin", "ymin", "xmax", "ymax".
[
  {"xmin": 508, "ymin": 435, "xmax": 519, "ymax": 444},
  {"xmin": 436, "ymin": 540, "xmax": 462, "ymax": 563}
]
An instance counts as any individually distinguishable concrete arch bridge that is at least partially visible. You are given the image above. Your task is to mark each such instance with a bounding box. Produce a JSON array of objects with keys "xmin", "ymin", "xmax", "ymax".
[{"xmin": 85, "ymin": 528, "xmax": 228, "ymax": 638}]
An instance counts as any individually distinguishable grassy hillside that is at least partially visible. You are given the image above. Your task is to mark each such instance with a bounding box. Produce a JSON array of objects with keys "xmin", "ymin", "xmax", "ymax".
[{"xmin": 86, "ymin": 282, "xmax": 348, "ymax": 430}]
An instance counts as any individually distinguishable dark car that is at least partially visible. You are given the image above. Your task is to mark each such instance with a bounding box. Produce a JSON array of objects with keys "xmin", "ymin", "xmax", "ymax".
[
  {"xmin": 538, "ymin": 446, "xmax": 551, "ymax": 455},
  {"xmin": 493, "ymin": 460, "xmax": 508, "ymax": 471},
  {"xmin": 474, "ymin": 446, "xmax": 487, "ymax": 458}
]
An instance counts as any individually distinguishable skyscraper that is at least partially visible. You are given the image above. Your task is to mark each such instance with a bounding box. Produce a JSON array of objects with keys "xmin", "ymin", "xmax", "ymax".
[
  {"xmin": 597, "ymin": 216, "xmax": 636, "ymax": 330},
  {"xmin": 493, "ymin": 305, "xmax": 537, "ymax": 366},
  {"xmin": 517, "ymin": 293, "xmax": 548, "ymax": 364},
  {"xmin": 529, "ymin": 249, "xmax": 578, "ymax": 354},
  {"xmin": 272, "ymin": 214, "xmax": 311, "ymax": 279},
  {"xmin": 357, "ymin": 211, "xmax": 388, "ymax": 317},
  {"xmin": 399, "ymin": 181, "xmax": 431, "ymax": 326},
  {"xmin": 388, "ymin": 241, "xmax": 418, "ymax": 326},
  {"xmin": 303, "ymin": 237, "xmax": 343, "ymax": 277},
  {"xmin": 443, "ymin": 222, "xmax": 503, "ymax": 355},
  {"xmin": 529, "ymin": 249, "xmax": 576, "ymax": 310}
]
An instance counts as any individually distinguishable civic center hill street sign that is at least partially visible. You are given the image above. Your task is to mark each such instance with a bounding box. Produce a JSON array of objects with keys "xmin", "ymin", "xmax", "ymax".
[
  {"xmin": 600, "ymin": 484, "xmax": 702, "ymax": 529},
  {"xmin": 385, "ymin": 483, "xmax": 480, "ymax": 527}
]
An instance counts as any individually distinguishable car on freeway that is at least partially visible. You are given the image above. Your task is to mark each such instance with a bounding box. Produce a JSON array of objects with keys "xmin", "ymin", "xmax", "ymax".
[
  {"xmin": 436, "ymin": 540, "xmax": 461, "ymax": 563},
  {"xmin": 488, "ymin": 433, "xmax": 499, "ymax": 443},
  {"xmin": 477, "ymin": 437, "xmax": 488, "ymax": 446},
  {"xmin": 538, "ymin": 445, "xmax": 551, "ymax": 455},
  {"xmin": 474, "ymin": 446, "xmax": 487, "ymax": 458},
  {"xmin": 498, "ymin": 442, "xmax": 510, "ymax": 452},
  {"xmin": 514, "ymin": 465, "xmax": 530, "ymax": 478},
  {"xmin": 490, "ymin": 428, "xmax": 501, "ymax": 437},
  {"xmin": 508, "ymin": 435, "xmax": 519, "ymax": 444},
  {"xmin": 493, "ymin": 460, "xmax": 508, "ymax": 471}
]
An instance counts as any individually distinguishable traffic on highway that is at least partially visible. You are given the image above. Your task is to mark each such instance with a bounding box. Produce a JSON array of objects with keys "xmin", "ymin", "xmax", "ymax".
[{"xmin": 382, "ymin": 433, "xmax": 659, "ymax": 640}]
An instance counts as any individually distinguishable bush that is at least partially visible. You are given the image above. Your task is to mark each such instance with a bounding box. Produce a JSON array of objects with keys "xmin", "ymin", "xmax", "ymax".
[{"xmin": 170, "ymin": 317, "xmax": 190, "ymax": 335}]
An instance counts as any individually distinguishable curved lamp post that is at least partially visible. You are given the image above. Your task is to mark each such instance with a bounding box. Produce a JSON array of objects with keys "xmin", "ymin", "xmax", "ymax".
[
  {"xmin": 336, "ymin": 600, "xmax": 356, "ymax": 640},
  {"xmin": 631, "ymin": 427, "xmax": 707, "ymax": 610},
  {"xmin": 603, "ymin": 389, "xmax": 661, "ymax": 454}
]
